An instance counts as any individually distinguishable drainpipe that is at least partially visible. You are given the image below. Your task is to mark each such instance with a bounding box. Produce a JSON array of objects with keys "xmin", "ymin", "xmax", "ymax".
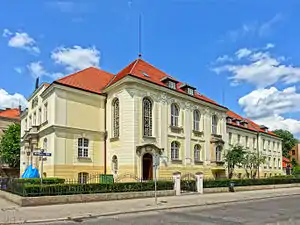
[
  {"xmin": 257, "ymin": 132, "xmax": 260, "ymax": 178},
  {"xmin": 104, "ymin": 96, "xmax": 107, "ymax": 174}
]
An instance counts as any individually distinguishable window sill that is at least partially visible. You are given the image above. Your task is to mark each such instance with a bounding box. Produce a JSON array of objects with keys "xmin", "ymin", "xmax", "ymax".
[
  {"xmin": 192, "ymin": 130, "xmax": 203, "ymax": 137},
  {"xmin": 169, "ymin": 126, "xmax": 183, "ymax": 132},
  {"xmin": 143, "ymin": 135, "xmax": 156, "ymax": 140},
  {"xmin": 77, "ymin": 157, "xmax": 92, "ymax": 162},
  {"xmin": 211, "ymin": 161, "xmax": 225, "ymax": 166},
  {"xmin": 194, "ymin": 160, "xmax": 204, "ymax": 165},
  {"xmin": 171, "ymin": 159, "xmax": 182, "ymax": 164},
  {"xmin": 110, "ymin": 137, "xmax": 119, "ymax": 142},
  {"xmin": 211, "ymin": 134, "xmax": 222, "ymax": 139}
]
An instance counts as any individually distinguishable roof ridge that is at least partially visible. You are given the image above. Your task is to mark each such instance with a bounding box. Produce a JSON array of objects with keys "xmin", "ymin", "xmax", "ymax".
[
  {"xmin": 129, "ymin": 58, "xmax": 140, "ymax": 74},
  {"xmin": 56, "ymin": 67, "xmax": 107, "ymax": 82}
]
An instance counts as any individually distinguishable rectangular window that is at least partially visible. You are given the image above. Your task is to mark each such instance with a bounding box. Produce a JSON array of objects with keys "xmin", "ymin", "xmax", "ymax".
[
  {"xmin": 246, "ymin": 136, "xmax": 249, "ymax": 148},
  {"xmin": 292, "ymin": 150, "xmax": 296, "ymax": 155},
  {"xmin": 253, "ymin": 138, "xmax": 256, "ymax": 149},
  {"xmin": 29, "ymin": 115, "xmax": 32, "ymax": 127},
  {"xmin": 229, "ymin": 132, "xmax": 232, "ymax": 145},
  {"xmin": 78, "ymin": 138, "xmax": 89, "ymax": 158},
  {"xmin": 187, "ymin": 88, "xmax": 194, "ymax": 95},
  {"xmin": 268, "ymin": 140, "xmax": 270, "ymax": 150},
  {"xmin": 263, "ymin": 139, "xmax": 266, "ymax": 150},
  {"xmin": 273, "ymin": 141, "xmax": 275, "ymax": 151},
  {"xmin": 38, "ymin": 108, "xmax": 42, "ymax": 124},
  {"xmin": 237, "ymin": 135, "xmax": 241, "ymax": 144},
  {"xmin": 268, "ymin": 157, "xmax": 271, "ymax": 168},
  {"xmin": 168, "ymin": 81, "xmax": 176, "ymax": 89},
  {"xmin": 273, "ymin": 158, "xmax": 276, "ymax": 168},
  {"xmin": 44, "ymin": 103, "xmax": 48, "ymax": 122},
  {"xmin": 33, "ymin": 112, "xmax": 36, "ymax": 126}
]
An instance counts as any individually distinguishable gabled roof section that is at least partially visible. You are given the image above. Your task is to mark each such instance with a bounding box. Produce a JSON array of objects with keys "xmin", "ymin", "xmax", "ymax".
[
  {"xmin": 246, "ymin": 119, "xmax": 277, "ymax": 137},
  {"xmin": 227, "ymin": 111, "xmax": 256, "ymax": 132},
  {"xmin": 55, "ymin": 67, "xmax": 114, "ymax": 94},
  {"xmin": 108, "ymin": 58, "xmax": 226, "ymax": 109},
  {"xmin": 0, "ymin": 108, "xmax": 20, "ymax": 120}
]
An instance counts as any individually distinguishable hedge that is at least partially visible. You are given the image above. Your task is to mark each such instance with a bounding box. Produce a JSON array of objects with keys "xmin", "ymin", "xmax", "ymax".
[
  {"xmin": 203, "ymin": 177, "xmax": 300, "ymax": 188},
  {"xmin": 13, "ymin": 178, "xmax": 65, "ymax": 185},
  {"xmin": 15, "ymin": 180, "xmax": 174, "ymax": 197}
]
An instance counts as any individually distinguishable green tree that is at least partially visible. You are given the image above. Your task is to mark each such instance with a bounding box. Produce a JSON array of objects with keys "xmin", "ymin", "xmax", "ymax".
[
  {"xmin": 0, "ymin": 123, "xmax": 21, "ymax": 168},
  {"xmin": 224, "ymin": 144, "xmax": 246, "ymax": 179},
  {"xmin": 241, "ymin": 152, "xmax": 266, "ymax": 178},
  {"xmin": 291, "ymin": 158, "xmax": 298, "ymax": 168},
  {"xmin": 273, "ymin": 129, "xmax": 297, "ymax": 158}
]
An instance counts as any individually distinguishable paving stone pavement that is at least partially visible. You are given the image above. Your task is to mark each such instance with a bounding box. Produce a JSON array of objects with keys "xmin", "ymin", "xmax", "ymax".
[{"xmin": 1, "ymin": 187, "xmax": 300, "ymax": 224}]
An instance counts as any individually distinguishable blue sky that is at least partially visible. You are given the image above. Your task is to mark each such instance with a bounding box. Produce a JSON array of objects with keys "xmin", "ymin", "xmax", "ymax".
[{"xmin": 1, "ymin": 0, "xmax": 300, "ymax": 136}]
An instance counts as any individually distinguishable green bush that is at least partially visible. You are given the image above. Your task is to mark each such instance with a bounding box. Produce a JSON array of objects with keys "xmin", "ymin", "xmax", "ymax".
[
  {"xmin": 203, "ymin": 177, "xmax": 300, "ymax": 188},
  {"xmin": 17, "ymin": 180, "xmax": 174, "ymax": 197},
  {"xmin": 13, "ymin": 178, "xmax": 65, "ymax": 185}
]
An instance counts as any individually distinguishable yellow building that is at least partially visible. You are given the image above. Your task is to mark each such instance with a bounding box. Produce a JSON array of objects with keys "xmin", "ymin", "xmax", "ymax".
[{"xmin": 20, "ymin": 59, "xmax": 283, "ymax": 181}]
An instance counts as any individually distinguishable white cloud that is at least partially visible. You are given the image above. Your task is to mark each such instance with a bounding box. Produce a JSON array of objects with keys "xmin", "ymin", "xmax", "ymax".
[
  {"xmin": 254, "ymin": 115, "xmax": 300, "ymax": 135},
  {"xmin": 239, "ymin": 86, "xmax": 300, "ymax": 135},
  {"xmin": 3, "ymin": 29, "xmax": 40, "ymax": 54},
  {"xmin": 27, "ymin": 62, "xmax": 48, "ymax": 78},
  {"xmin": 235, "ymin": 48, "xmax": 252, "ymax": 59},
  {"xmin": 239, "ymin": 87, "xmax": 300, "ymax": 119},
  {"xmin": 51, "ymin": 46, "xmax": 100, "ymax": 72},
  {"xmin": 14, "ymin": 67, "xmax": 22, "ymax": 74},
  {"xmin": 27, "ymin": 61, "xmax": 64, "ymax": 79},
  {"xmin": 221, "ymin": 14, "xmax": 283, "ymax": 42},
  {"xmin": 214, "ymin": 45, "xmax": 300, "ymax": 88},
  {"xmin": 0, "ymin": 89, "xmax": 27, "ymax": 109},
  {"xmin": 265, "ymin": 43, "xmax": 275, "ymax": 49},
  {"xmin": 216, "ymin": 55, "xmax": 233, "ymax": 63}
]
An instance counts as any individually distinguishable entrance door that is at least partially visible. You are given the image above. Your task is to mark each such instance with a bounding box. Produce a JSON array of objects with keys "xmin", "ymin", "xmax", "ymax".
[{"xmin": 142, "ymin": 153, "xmax": 153, "ymax": 180}]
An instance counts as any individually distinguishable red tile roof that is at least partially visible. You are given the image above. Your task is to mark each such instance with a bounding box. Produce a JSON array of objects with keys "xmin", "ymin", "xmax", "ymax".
[
  {"xmin": 108, "ymin": 59, "xmax": 225, "ymax": 108},
  {"xmin": 226, "ymin": 111, "xmax": 257, "ymax": 132},
  {"xmin": 282, "ymin": 157, "xmax": 292, "ymax": 168},
  {"xmin": 54, "ymin": 67, "xmax": 114, "ymax": 94},
  {"xmin": 47, "ymin": 58, "xmax": 277, "ymax": 138},
  {"xmin": 0, "ymin": 108, "xmax": 20, "ymax": 119},
  {"xmin": 227, "ymin": 110, "xmax": 278, "ymax": 137}
]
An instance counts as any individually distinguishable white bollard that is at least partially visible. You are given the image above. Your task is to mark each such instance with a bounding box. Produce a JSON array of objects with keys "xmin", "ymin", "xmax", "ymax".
[
  {"xmin": 195, "ymin": 172, "xmax": 204, "ymax": 194},
  {"xmin": 173, "ymin": 172, "xmax": 181, "ymax": 196}
]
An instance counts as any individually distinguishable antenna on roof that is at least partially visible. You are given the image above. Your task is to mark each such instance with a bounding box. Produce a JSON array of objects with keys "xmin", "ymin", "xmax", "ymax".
[{"xmin": 138, "ymin": 13, "xmax": 142, "ymax": 58}]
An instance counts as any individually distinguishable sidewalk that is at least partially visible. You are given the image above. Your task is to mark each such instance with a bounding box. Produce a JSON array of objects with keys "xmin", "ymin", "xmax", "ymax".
[{"xmin": 1, "ymin": 187, "xmax": 300, "ymax": 224}]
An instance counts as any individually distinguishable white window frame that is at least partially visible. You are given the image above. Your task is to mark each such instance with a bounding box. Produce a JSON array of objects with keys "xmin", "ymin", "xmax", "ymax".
[
  {"xmin": 194, "ymin": 144, "xmax": 201, "ymax": 162},
  {"xmin": 143, "ymin": 97, "xmax": 153, "ymax": 137},
  {"xmin": 78, "ymin": 172, "xmax": 88, "ymax": 184},
  {"xmin": 171, "ymin": 104, "xmax": 179, "ymax": 127},
  {"xmin": 112, "ymin": 98, "xmax": 120, "ymax": 138},
  {"xmin": 78, "ymin": 138, "xmax": 89, "ymax": 158},
  {"xmin": 212, "ymin": 115, "xmax": 218, "ymax": 135},
  {"xmin": 171, "ymin": 141, "xmax": 179, "ymax": 160},
  {"xmin": 193, "ymin": 110, "xmax": 200, "ymax": 131}
]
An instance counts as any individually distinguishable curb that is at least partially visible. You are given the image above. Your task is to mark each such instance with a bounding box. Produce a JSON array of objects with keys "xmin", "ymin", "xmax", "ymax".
[{"xmin": 4, "ymin": 192, "xmax": 300, "ymax": 224}]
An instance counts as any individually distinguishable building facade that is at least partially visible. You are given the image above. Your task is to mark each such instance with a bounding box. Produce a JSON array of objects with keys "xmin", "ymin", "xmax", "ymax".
[{"xmin": 20, "ymin": 59, "xmax": 283, "ymax": 180}]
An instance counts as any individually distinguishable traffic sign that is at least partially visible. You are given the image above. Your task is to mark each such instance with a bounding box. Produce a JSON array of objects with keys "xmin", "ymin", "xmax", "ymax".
[
  {"xmin": 153, "ymin": 154, "xmax": 160, "ymax": 167},
  {"xmin": 33, "ymin": 152, "xmax": 52, "ymax": 157}
]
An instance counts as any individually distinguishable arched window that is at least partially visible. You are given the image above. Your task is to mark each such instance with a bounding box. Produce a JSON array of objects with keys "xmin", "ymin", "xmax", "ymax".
[
  {"xmin": 212, "ymin": 115, "xmax": 218, "ymax": 134},
  {"xmin": 143, "ymin": 98, "xmax": 153, "ymax": 136},
  {"xmin": 194, "ymin": 144, "xmax": 201, "ymax": 162},
  {"xmin": 78, "ymin": 172, "xmax": 88, "ymax": 184},
  {"xmin": 78, "ymin": 138, "xmax": 89, "ymax": 158},
  {"xmin": 171, "ymin": 141, "xmax": 179, "ymax": 160},
  {"xmin": 171, "ymin": 103, "xmax": 179, "ymax": 127},
  {"xmin": 112, "ymin": 155, "xmax": 118, "ymax": 174},
  {"xmin": 216, "ymin": 146, "xmax": 222, "ymax": 162},
  {"xmin": 112, "ymin": 98, "xmax": 120, "ymax": 138},
  {"xmin": 193, "ymin": 110, "xmax": 200, "ymax": 131}
]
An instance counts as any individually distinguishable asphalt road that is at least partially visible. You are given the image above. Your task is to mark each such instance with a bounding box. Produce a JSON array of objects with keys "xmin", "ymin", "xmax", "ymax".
[{"xmin": 30, "ymin": 195, "xmax": 300, "ymax": 225}]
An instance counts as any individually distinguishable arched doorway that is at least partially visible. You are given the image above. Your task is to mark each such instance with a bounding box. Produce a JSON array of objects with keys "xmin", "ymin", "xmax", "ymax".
[{"xmin": 142, "ymin": 153, "xmax": 153, "ymax": 180}]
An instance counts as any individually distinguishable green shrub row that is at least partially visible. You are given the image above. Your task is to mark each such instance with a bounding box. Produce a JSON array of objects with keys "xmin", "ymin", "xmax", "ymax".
[
  {"xmin": 13, "ymin": 178, "xmax": 65, "ymax": 185},
  {"xmin": 203, "ymin": 177, "xmax": 300, "ymax": 188},
  {"xmin": 17, "ymin": 181, "xmax": 174, "ymax": 197}
]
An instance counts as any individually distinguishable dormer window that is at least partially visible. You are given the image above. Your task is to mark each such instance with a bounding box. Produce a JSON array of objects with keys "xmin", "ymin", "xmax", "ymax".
[
  {"xmin": 168, "ymin": 81, "xmax": 176, "ymax": 89},
  {"xmin": 240, "ymin": 120, "xmax": 248, "ymax": 128},
  {"xmin": 187, "ymin": 88, "xmax": 194, "ymax": 95},
  {"xmin": 226, "ymin": 117, "xmax": 232, "ymax": 123},
  {"xmin": 179, "ymin": 83, "xmax": 196, "ymax": 95},
  {"xmin": 260, "ymin": 125, "xmax": 269, "ymax": 132},
  {"xmin": 161, "ymin": 76, "xmax": 179, "ymax": 90},
  {"xmin": 236, "ymin": 120, "xmax": 240, "ymax": 125}
]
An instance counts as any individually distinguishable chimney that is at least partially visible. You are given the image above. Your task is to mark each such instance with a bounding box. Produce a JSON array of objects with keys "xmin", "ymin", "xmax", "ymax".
[
  {"xmin": 19, "ymin": 105, "xmax": 22, "ymax": 114},
  {"xmin": 35, "ymin": 77, "xmax": 39, "ymax": 90}
]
